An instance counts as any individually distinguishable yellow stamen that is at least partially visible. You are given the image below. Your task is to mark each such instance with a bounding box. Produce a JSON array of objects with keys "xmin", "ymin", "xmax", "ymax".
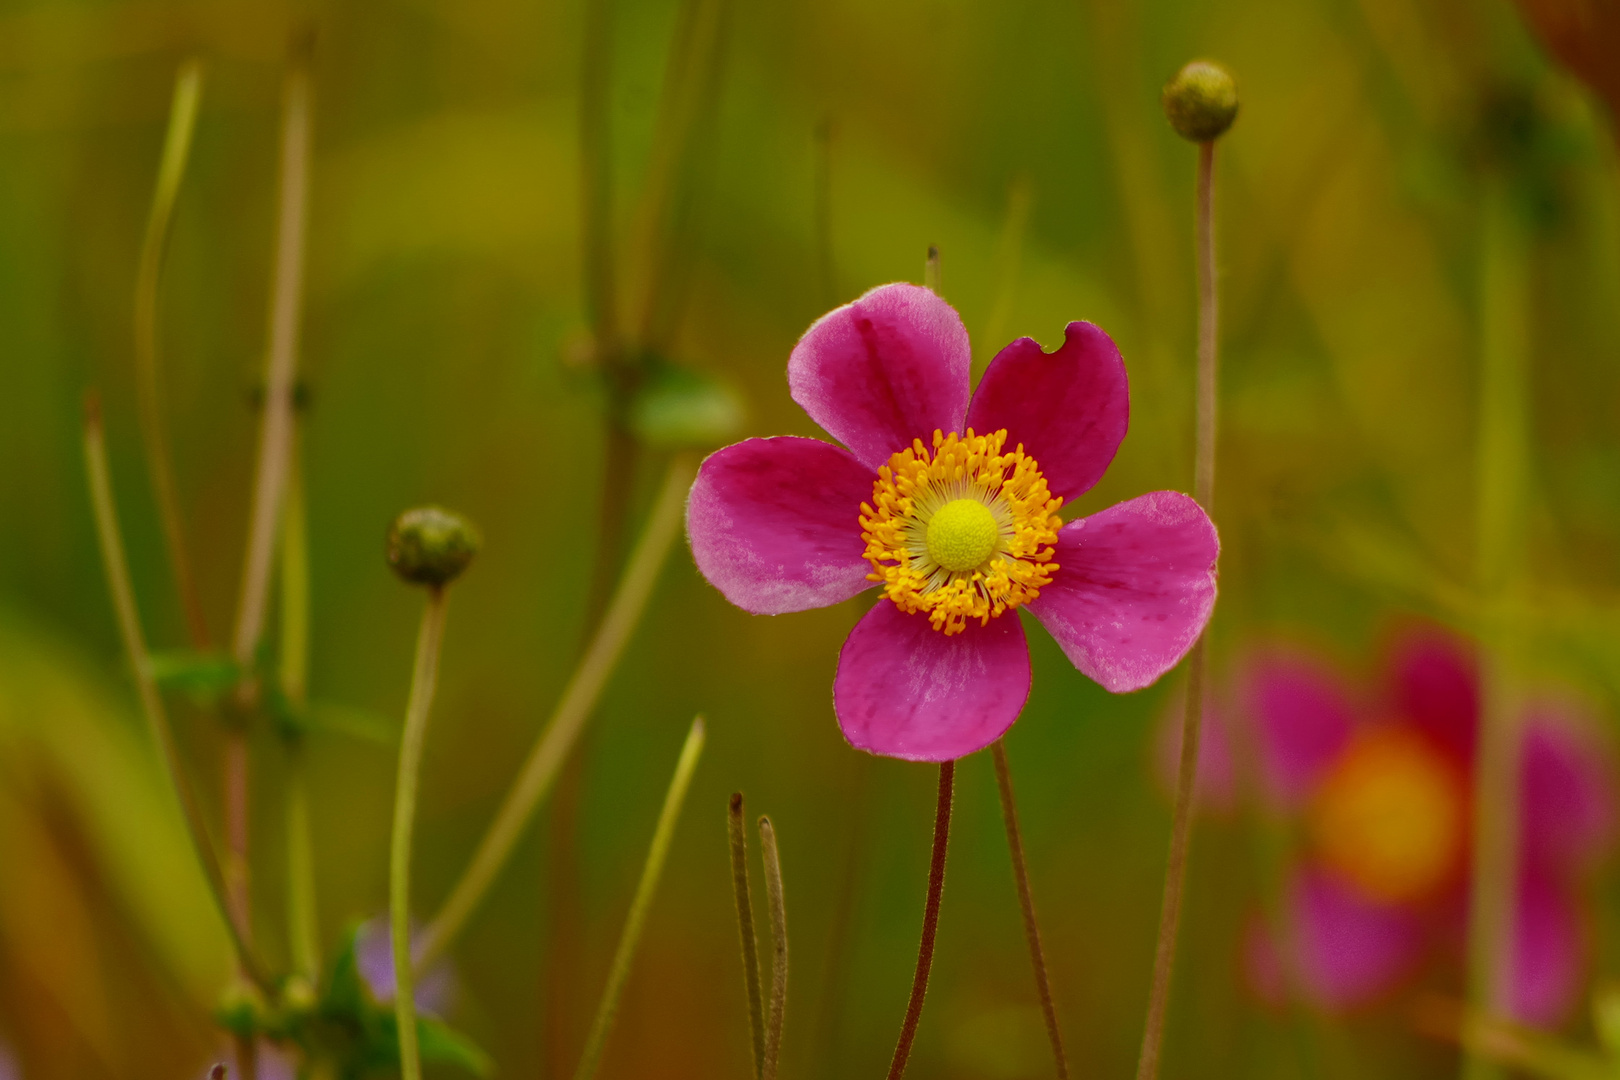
[{"xmin": 860, "ymin": 429, "xmax": 1062, "ymax": 635}]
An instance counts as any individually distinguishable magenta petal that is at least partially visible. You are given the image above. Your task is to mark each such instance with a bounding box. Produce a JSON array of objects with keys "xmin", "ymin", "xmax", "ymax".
[
  {"xmin": 1507, "ymin": 871, "xmax": 1584, "ymax": 1025},
  {"xmin": 1290, "ymin": 868, "xmax": 1422, "ymax": 1009},
  {"xmin": 964, "ymin": 322, "xmax": 1129, "ymax": 502},
  {"xmin": 1241, "ymin": 651, "xmax": 1358, "ymax": 810},
  {"xmin": 1520, "ymin": 704, "xmax": 1617, "ymax": 872},
  {"xmin": 788, "ymin": 283, "xmax": 972, "ymax": 470},
  {"xmin": 834, "ymin": 602, "xmax": 1030, "ymax": 761},
  {"xmin": 1026, "ymin": 491, "xmax": 1217, "ymax": 693},
  {"xmin": 686, "ymin": 437, "xmax": 874, "ymax": 615},
  {"xmin": 1390, "ymin": 629, "xmax": 1478, "ymax": 763}
]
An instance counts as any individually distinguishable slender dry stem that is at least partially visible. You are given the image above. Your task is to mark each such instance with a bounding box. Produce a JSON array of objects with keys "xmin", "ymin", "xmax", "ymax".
[
  {"xmin": 225, "ymin": 41, "xmax": 314, "ymax": 938},
  {"xmin": 991, "ymin": 740, "xmax": 1067, "ymax": 1079},
  {"xmin": 572, "ymin": 718, "xmax": 707, "ymax": 1080},
  {"xmin": 83, "ymin": 397, "xmax": 271, "ymax": 993},
  {"xmin": 391, "ymin": 587, "xmax": 451, "ymax": 1080},
  {"xmin": 417, "ymin": 456, "xmax": 696, "ymax": 967},
  {"xmin": 1135, "ymin": 136, "xmax": 1219, "ymax": 1080},
  {"xmin": 886, "ymin": 760, "xmax": 954, "ymax": 1080},
  {"xmin": 133, "ymin": 58, "xmax": 207, "ymax": 647},
  {"xmin": 1463, "ymin": 171, "xmax": 1531, "ymax": 1080},
  {"xmin": 729, "ymin": 793, "xmax": 766, "ymax": 1079},
  {"xmin": 759, "ymin": 816, "xmax": 788, "ymax": 1080}
]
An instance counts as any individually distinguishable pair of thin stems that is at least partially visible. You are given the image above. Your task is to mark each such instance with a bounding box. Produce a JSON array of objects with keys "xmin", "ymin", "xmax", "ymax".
[{"xmin": 728, "ymin": 793, "xmax": 789, "ymax": 1080}]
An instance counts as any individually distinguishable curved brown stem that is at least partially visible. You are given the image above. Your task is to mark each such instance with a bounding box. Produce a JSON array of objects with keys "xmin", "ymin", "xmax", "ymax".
[
  {"xmin": 886, "ymin": 761, "xmax": 954, "ymax": 1080},
  {"xmin": 992, "ymin": 740, "xmax": 1067, "ymax": 1079}
]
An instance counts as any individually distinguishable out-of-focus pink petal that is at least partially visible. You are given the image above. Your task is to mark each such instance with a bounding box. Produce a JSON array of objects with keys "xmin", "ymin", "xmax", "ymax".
[
  {"xmin": 1390, "ymin": 630, "xmax": 1478, "ymax": 764},
  {"xmin": 1154, "ymin": 693, "xmax": 1236, "ymax": 814},
  {"xmin": 963, "ymin": 322, "xmax": 1129, "ymax": 503},
  {"xmin": 1521, "ymin": 703, "xmax": 1618, "ymax": 871},
  {"xmin": 686, "ymin": 437, "xmax": 874, "ymax": 615},
  {"xmin": 834, "ymin": 602, "xmax": 1030, "ymax": 761},
  {"xmin": 1026, "ymin": 491, "xmax": 1217, "ymax": 694},
  {"xmin": 1290, "ymin": 867, "xmax": 1423, "ymax": 1009},
  {"xmin": 788, "ymin": 283, "xmax": 972, "ymax": 470},
  {"xmin": 355, "ymin": 916, "xmax": 457, "ymax": 1016},
  {"xmin": 1240, "ymin": 652, "xmax": 1356, "ymax": 810},
  {"xmin": 1506, "ymin": 871, "xmax": 1584, "ymax": 1026}
]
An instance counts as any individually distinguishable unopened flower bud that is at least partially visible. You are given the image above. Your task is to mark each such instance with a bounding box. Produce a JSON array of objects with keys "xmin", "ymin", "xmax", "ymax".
[
  {"xmin": 387, "ymin": 506, "xmax": 480, "ymax": 587},
  {"xmin": 1163, "ymin": 61, "xmax": 1239, "ymax": 142}
]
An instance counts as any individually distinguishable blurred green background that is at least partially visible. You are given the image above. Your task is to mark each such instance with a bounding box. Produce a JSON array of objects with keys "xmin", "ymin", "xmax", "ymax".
[{"xmin": 2, "ymin": 0, "xmax": 1619, "ymax": 1075}]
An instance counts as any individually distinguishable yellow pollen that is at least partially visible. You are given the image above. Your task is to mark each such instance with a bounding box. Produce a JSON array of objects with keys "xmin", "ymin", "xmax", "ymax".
[
  {"xmin": 860, "ymin": 429, "xmax": 1063, "ymax": 636},
  {"xmin": 927, "ymin": 499, "xmax": 1000, "ymax": 572},
  {"xmin": 1310, "ymin": 727, "xmax": 1465, "ymax": 904}
]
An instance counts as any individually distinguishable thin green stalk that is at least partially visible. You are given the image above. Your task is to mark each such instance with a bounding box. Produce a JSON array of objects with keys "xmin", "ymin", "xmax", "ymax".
[
  {"xmin": 581, "ymin": 0, "xmax": 619, "ymax": 358},
  {"xmin": 991, "ymin": 740, "xmax": 1067, "ymax": 1079},
  {"xmin": 82, "ymin": 396, "xmax": 272, "ymax": 994},
  {"xmin": 758, "ymin": 816, "xmax": 788, "ymax": 1080},
  {"xmin": 729, "ymin": 793, "xmax": 766, "ymax": 1079},
  {"xmin": 391, "ymin": 587, "xmax": 451, "ymax": 1080},
  {"xmin": 1135, "ymin": 137, "xmax": 1219, "ymax": 1080},
  {"xmin": 572, "ymin": 718, "xmax": 707, "ymax": 1080},
  {"xmin": 417, "ymin": 455, "xmax": 696, "ymax": 968},
  {"xmin": 886, "ymin": 761, "xmax": 955, "ymax": 1080},
  {"xmin": 1463, "ymin": 171, "xmax": 1531, "ymax": 1080},
  {"xmin": 924, "ymin": 245, "xmax": 941, "ymax": 294},
  {"xmin": 133, "ymin": 58, "xmax": 207, "ymax": 647},
  {"xmin": 280, "ymin": 451, "xmax": 319, "ymax": 980}
]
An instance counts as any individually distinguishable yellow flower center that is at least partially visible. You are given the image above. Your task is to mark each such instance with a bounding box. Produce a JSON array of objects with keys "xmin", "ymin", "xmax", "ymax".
[
  {"xmin": 1310, "ymin": 727, "xmax": 1465, "ymax": 904},
  {"xmin": 926, "ymin": 499, "xmax": 1001, "ymax": 572},
  {"xmin": 860, "ymin": 429, "xmax": 1063, "ymax": 636}
]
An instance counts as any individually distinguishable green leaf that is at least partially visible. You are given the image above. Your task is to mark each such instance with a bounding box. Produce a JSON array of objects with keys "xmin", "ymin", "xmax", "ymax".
[
  {"xmin": 144, "ymin": 650, "xmax": 241, "ymax": 696},
  {"xmin": 628, "ymin": 364, "xmax": 745, "ymax": 448},
  {"xmin": 417, "ymin": 1017, "xmax": 493, "ymax": 1075}
]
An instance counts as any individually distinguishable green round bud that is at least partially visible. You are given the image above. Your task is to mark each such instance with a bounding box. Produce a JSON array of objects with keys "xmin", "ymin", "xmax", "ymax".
[
  {"xmin": 1163, "ymin": 61, "xmax": 1239, "ymax": 142},
  {"xmin": 387, "ymin": 506, "xmax": 480, "ymax": 587}
]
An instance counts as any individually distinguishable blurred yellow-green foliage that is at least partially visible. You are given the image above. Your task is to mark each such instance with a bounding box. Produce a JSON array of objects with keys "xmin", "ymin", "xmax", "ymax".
[{"xmin": 2, "ymin": 0, "xmax": 1620, "ymax": 1076}]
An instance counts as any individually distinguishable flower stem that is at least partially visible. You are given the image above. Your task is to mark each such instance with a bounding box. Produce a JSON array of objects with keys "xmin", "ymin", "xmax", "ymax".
[
  {"xmin": 886, "ymin": 760, "xmax": 954, "ymax": 1080},
  {"xmin": 1463, "ymin": 170, "xmax": 1531, "ymax": 1080},
  {"xmin": 417, "ymin": 455, "xmax": 696, "ymax": 968},
  {"xmin": 280, "ymin": 452, "xmax": 320, "ymax": 979},
  {"xmin": 991, "ymin": 740, "xmax": 1067, "ymax": 1079},
  {"xmin": 391, "ymin": 586, "xmax": 451, "ymax": 1080},
  {"xmin": 1135, "ymin": 136, "xmax": 1219, "ymax": 1080},
  {"xmin": 133, "ymin": 58, "xmax": 207, "ymax": 648},
  {"xmin": 729, "ymin": 793, "xmax": 766, "ymax": 1079},
  {"xmin": 924, "ymin": 245, "xmax": 941, "ymax": 294},
  {"xmin": 572, "ymin": 718, "xmax": 707, "ymax": 1080},
  {"xmin": 758, "ymin": 815, "xmax": 788, "ymax": 1080},
  {"xmin": 82, "ymin": 396, "xmax": 272, "ymax": 994},
  {"xmin": 226, "ymin": 34, "xmax": 314, "ymax": 940}
]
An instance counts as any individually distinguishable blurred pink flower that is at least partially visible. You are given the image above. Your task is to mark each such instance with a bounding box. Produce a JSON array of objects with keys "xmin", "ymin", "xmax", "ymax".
[
  {"xmin": 1212, "ymin": 630, "xmax": 1615, "ymax": 1024},
  {"xmin": 687, "ymin": 283, "xmax": 1219, "ymax": 760}
]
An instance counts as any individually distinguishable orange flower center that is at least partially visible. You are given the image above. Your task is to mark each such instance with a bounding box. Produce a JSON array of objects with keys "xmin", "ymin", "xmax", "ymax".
[{"xmin": 1310, "ymin": 726, "xmax": 1466, "ymax": 904}]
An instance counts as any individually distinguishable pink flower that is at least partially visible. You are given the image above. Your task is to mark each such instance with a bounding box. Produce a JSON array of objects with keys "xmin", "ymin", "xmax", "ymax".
[
  {"xmin": 687, "ymin": 283, "xmax": 1219, "ymax": 760},
  {"xmin": 1225, "ymin": 630, "xmax": 1616, "ymax": 1023}
]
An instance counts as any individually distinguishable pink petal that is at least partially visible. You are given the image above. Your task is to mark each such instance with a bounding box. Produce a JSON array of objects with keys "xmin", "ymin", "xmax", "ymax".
[
  {"xmin": 1390, "ymin": 629, "xmax": 1478, "ymax": 763},
  {"xmin": 788, "ymin": 283, "xmax": 972, "ymax": 470},
  {"xmin": 1025, "ymin": 491, "xmax": 1217, "ymax": 694},
  {"xmin": 1154, "ymin": 693, "xmax": 1237, "ymax": 815},
  {"xmin": 1520, "ymin": 703, "xmax": 1617, "ymax": 872},
  {"xmin": 1290, "ymin": 867, "xmax": 1423, "ymax": 1009},
  {"xmin": 686, "ymin": 437, "xmax": 874, "ymax": 615},
  {"xmin": 964, "ymin": 321, "xmax": 1129, "ymax": 502},
  {"xmin": 1506, "ymin": 871, "xmax": 1584, "ymax": 1025},
  {"xmin": 1239, "ymin": 651, "xmax": 1357, "ymax": 810},
  {"xmin": 834, "ymin": 601, "xmax": 1030, "ymax": 761}
]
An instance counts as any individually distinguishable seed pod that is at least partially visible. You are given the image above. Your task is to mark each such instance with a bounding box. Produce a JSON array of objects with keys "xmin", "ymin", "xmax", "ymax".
[
  {"xmin": 1163, "ymin": 61, "xmax": 1239, "ymax": 143},
  {"xmin": 387, "ymin": 506, "xmax": 480, "ymax": 587}
]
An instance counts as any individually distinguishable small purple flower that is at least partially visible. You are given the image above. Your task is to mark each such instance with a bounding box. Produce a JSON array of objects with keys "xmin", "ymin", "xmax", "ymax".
[
  {"xmin": 687, "ymin": 283, "xmax": 1219, "ymax": 760},
  {"xmin": 1213, "ymin": 630, "xmax": 1617, "ymax": 1023},
  {"xmin": 355, "ymin": 916, "xmax": 457, "ymax": 1016}
]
